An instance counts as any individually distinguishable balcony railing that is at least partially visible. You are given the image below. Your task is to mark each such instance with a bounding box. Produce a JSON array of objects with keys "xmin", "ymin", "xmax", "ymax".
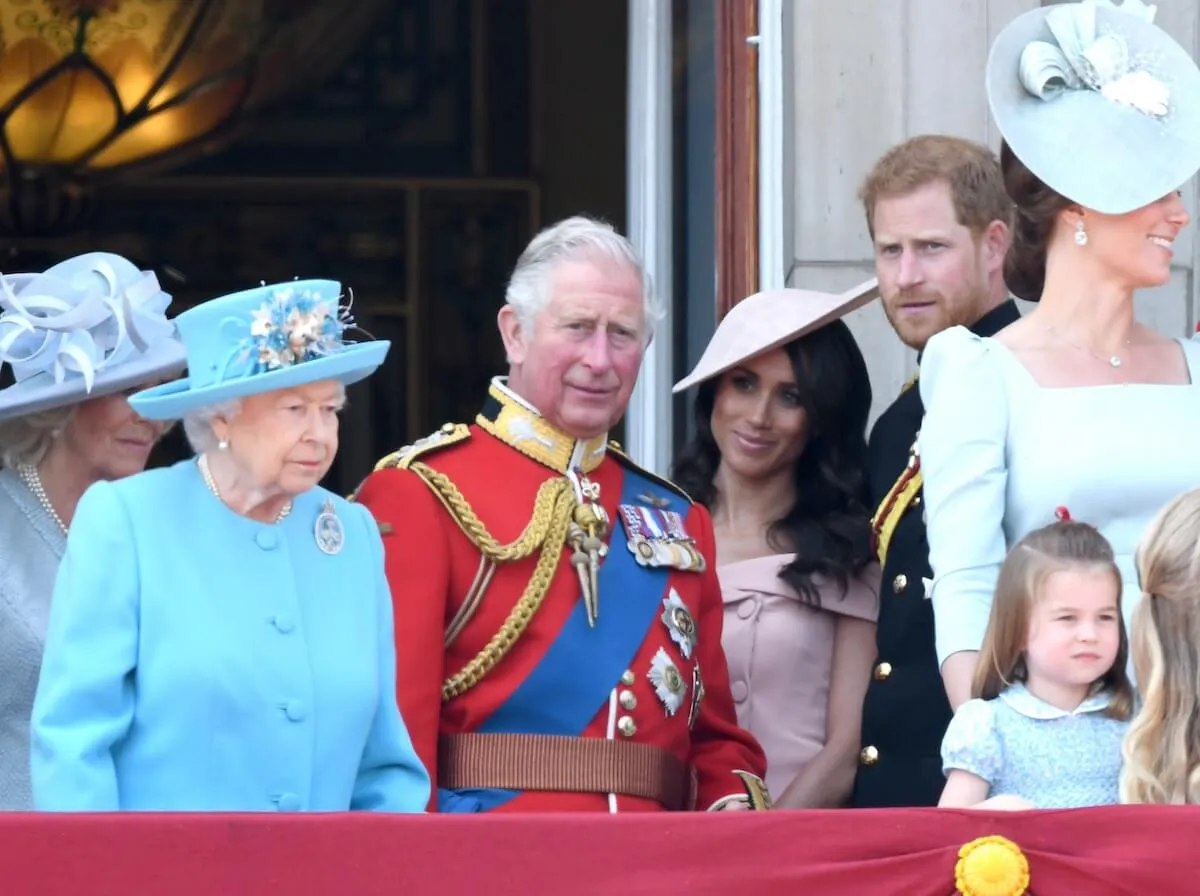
[{"xmin": 3, "ymin": 805, "xmax": 1193, "ymax": 895}]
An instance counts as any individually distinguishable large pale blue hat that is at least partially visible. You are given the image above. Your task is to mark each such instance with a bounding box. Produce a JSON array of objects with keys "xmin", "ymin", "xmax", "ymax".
[
  {"xmin": 0, "ymin": 252, "xmax": 187, "ymax": 422},
  {"xmin": 129, "ymin": 279, "xmax": 389, "ymax": 421},
  {"xmin": 987, "ymin": 0, "xmax": 1200, "ymax": 214}
]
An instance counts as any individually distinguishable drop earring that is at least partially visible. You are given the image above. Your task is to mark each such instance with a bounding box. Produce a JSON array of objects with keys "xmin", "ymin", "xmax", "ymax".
[
  {"xmin": 1074, "ymin": 218, "xmax": 1088, "ymax": 247},
  {"xmin": 217, "ymin": 439, "xmax": 229, "ymax": 451}
]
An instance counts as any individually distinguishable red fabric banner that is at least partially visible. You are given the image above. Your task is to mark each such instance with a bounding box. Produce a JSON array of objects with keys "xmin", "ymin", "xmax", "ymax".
[{"xmin": 2, "ymin": 806, "xmax": 1195, "ymax": 895}]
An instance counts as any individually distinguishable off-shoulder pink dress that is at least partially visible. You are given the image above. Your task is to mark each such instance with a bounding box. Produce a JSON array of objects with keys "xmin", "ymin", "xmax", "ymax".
[{"xmin": 718, "ymin": 554, "xmax": 880, "ymax": 798}]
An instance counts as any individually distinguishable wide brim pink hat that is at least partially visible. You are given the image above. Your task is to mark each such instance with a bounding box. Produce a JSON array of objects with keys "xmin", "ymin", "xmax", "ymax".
[{"xmin": 672, "ymin": 278, "xmax": 879, "ymax": 393}]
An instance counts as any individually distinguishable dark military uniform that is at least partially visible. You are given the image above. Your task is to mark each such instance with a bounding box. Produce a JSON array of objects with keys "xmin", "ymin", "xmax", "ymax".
[{"xmin": 850, "ymin": 301, "xmax": 1021, "ymax": 808}]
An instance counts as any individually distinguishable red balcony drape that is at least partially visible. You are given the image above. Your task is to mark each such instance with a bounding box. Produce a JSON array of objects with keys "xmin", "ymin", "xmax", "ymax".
[{"xmin": 3, "ymin": 806, "xmax": 1196, "ymax": 895}]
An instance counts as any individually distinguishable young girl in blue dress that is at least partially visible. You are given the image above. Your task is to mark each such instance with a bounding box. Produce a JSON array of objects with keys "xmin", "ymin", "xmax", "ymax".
[
  {"xmin": 938, "ymin": 514, "xmax": 1135, "ymax": 810},
  {"xmin": 1122, "ymin": 488, "xmax": 1200, "ymax": 805}
]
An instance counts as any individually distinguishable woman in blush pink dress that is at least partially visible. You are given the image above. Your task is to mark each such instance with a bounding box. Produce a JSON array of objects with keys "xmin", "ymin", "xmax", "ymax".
[{"xmin": 672, "ymin": 280, "xmax": 881, "ymax": 807}]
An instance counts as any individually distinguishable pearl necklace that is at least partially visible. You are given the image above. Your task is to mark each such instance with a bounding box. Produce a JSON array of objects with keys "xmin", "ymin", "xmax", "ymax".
[
  {"xmin": 17, "ymin": 463, "xmax": 68, "ymax": 535},
  {"xmin": 197, "ymin": 454, "xmax": 292, "ymax": 523}
]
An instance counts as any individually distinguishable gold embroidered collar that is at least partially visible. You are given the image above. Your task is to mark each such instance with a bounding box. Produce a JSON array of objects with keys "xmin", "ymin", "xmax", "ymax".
[{"xmin": 476, "ymin": 378, "xmax": 608, "ymax": 475}]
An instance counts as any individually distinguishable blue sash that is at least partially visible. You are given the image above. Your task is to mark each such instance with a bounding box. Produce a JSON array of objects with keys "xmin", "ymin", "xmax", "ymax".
[{"xmin": 437, "ymin": 463, "xmax": 687, "ymax": 812}]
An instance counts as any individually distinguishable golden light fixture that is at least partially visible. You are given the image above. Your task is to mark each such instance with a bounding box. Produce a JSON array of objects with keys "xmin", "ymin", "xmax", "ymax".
[{"xmin": 0, "ymin": 0, "xmax": 386, "ymax": 234}]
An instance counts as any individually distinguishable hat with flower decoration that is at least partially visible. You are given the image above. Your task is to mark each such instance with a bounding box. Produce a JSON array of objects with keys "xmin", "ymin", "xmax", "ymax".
[
  {"xmin": 128, "ymin": 279, "xmax": 389, "ymax": 420},
  {"xmin": 0, "ymin": 251, "xmax": 188, "ymax": 422},
  {"xmin": 986, "ymin": 0, "xmax": 1200, "ymax": 214}
]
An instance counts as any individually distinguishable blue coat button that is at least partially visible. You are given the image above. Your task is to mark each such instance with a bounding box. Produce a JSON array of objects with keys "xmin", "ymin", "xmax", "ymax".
[
  {"xmin": 255, "ymin": 530, "xmax": 278, "ymax": 551},
  {"xmin": 284, "ymin": 699, "xmax": 306, "ymax": 722},
  {"xmin": 272, "ymin": 614, "xmax": 295, "ymax": 634},
  {"xmin": 277, "ymin": 792, "xmax": 301, "ymax": 811}
]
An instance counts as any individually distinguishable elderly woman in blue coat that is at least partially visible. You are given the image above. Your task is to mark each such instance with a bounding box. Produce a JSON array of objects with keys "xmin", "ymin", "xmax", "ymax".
[
  {"xmin": 30, "ymin": 279, "xmax": 431, "ymax": 812},
  {"xmin": 0, "ymin": 252, "xmax": 186, "ymax": 810}
]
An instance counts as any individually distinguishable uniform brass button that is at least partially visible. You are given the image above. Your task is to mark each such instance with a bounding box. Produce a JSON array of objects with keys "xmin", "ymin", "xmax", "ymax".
[
  {"xmin": 619, "ymin": 690, "xmax": 637, "ymax": 711},
  {"xmin": 893, "ymin": 574, "xmax": 907, "ymax": 593},
  {"xmin": 620, "ymin": 669, "xmax": 635, "ymax": 686},
  {"xmin": 860, "ymin": 745, "xmax": 879, "ymax": 766},
  {"xmin": 618, "ymin": 716, "xmax": 637, "ymax": 737},
  {"xmin": 874, "ymin": 662, "xmax": 892, "ymax": 681},
  {"xmin": 913, "ymin": 496, "xmax": 922, "ymax": 506}
]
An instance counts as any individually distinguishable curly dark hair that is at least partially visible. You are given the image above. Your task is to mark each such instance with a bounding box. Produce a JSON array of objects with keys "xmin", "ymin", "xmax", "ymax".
[{"xmin": 672, "ymin": 319, "xmax": 874, "ymax": 606}]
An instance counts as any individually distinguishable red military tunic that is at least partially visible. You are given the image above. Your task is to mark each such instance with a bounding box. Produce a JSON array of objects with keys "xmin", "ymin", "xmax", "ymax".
[{"xmin": 353, "ymin": 380, "xmax": 768, "ymax": 812}]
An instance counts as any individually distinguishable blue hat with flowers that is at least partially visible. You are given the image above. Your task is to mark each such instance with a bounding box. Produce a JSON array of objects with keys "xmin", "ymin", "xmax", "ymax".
[
  {"xmin": 128, "ymin": 279, "xmax": 389, "ymax": 421},
  {"xmin": 0, "ymin": 251, "xmax": 187, "ymax": 422}
]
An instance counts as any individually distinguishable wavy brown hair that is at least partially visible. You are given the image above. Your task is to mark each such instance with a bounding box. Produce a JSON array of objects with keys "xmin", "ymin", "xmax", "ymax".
[
  {"xmin": 1122, "ymin": 489, "xmax": 1200, "ymax": 804},
  {"xmin": 672, "ymin": 319, "xmax": 873, "ymax": 607},
  {"xmin": 973, "ymin": 520, "xmax": 1133, "ymax": 721}
]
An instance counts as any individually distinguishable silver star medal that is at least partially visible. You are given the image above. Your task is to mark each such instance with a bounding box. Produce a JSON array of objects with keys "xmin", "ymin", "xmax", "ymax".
[
  {"xmin": 660, "ymin": 588, "xmax": 697, "ymax": 659},
  {"xmin": 648, "ymin": 647, "xmax": 688, "ymax": 716},
  {"xmin": 314, "ymin": 499, "xmax": 344, "ymax": 555}
]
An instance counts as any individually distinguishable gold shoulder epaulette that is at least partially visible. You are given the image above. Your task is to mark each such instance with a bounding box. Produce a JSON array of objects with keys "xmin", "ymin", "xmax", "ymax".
[
  {"xmin": 374, "ymin": 422, "xmax": 471, "ymax": 472},
  {"xmin": 606, "ymin": 440, "xmax": 694, "ymax": 505}
]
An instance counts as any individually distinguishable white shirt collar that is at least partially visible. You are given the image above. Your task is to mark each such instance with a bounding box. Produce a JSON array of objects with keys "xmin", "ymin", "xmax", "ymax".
[{"xmin": 998, "ymin": 682, "xmax": 1113, "ymax": 720}]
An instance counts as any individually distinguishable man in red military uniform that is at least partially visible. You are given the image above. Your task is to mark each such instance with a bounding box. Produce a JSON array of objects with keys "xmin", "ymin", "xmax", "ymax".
[{"xmin": 354, "ymin": 215, "xmax": 768, "ymax": 812}]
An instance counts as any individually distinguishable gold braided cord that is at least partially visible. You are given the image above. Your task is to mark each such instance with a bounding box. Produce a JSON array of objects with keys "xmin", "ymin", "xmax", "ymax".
[
  {"xmin": 408, "ymin": 461, "xmax": 577, "ymax": 702},
  {"xmin": 440, "ymin": 503, "xmax": 572, "ymax": 701},
  {"xmin": 411, "ymin": 461, "xmax": 568, "ymax": 563},
  {"xmin": 870, "ymin": 375, "xmax": 923, "ymax": 565}
]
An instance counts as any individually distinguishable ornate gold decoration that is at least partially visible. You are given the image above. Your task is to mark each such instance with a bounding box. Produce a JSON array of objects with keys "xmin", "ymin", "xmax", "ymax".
[
  {"xmin": 733, "ymin": 770, "xmax": 772, "ymax": 810},
  {"xmin": 371, "ymin": 422, "xmax": 471, "ymax": 473},
  {"xmin": 476, "ymin": 379, "xmax": 607, "ymax": 475},
  {"xmin": 567, "ymin": 491, "xmax": 608, "ymax": 627},
  {"xmin": 408, "ymin": 459, "xmax": 577, "ymax": 702},
  {"xmin": 955, "ymin": 836, "xmax": 1030, "ymax": 896},
  {"xmin": 870, "ymin": 375, "xmax": 923, "ymax": 565}
]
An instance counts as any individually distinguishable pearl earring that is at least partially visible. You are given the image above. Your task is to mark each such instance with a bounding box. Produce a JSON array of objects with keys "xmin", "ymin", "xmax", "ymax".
[
  {"xmin": 217, "ymin": 439, "xmax": 229, "ymax": 451},
  {"xmin": 1074, "ymin": 218, "xmax": 1088, "ymax": 247}
]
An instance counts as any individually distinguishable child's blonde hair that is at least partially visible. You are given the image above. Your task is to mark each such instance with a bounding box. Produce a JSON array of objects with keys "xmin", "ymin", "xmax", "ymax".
[
  {"xmin": 973, "ymin": 519, "xmax": 1133, "ymax": 720},
  {"xmin": 1122, "ymin": 489, "xmax": 1200, "ymax": 804}
]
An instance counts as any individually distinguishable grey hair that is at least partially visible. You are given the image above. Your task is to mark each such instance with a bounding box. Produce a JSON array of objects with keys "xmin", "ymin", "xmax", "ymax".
[
  {"xmin": 504, "ymin": 215, "xmax": 662, "ymax": 341},
  {"xmin": 181, "ymin": 399, "xmax": 243, "ymax": 454},
  {"xmin": 0, "ymin": 405, "xmax": 77, "ymax": 469},
  {"xmin": 180, "ymin": 381, "xmax": 350, "ymax": 454}
]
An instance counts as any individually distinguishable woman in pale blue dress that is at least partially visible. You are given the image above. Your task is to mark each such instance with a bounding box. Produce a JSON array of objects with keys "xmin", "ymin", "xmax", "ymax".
[{"xmin": 920, "ymin": 1, "xmax": 1200, "ymax": 707}]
